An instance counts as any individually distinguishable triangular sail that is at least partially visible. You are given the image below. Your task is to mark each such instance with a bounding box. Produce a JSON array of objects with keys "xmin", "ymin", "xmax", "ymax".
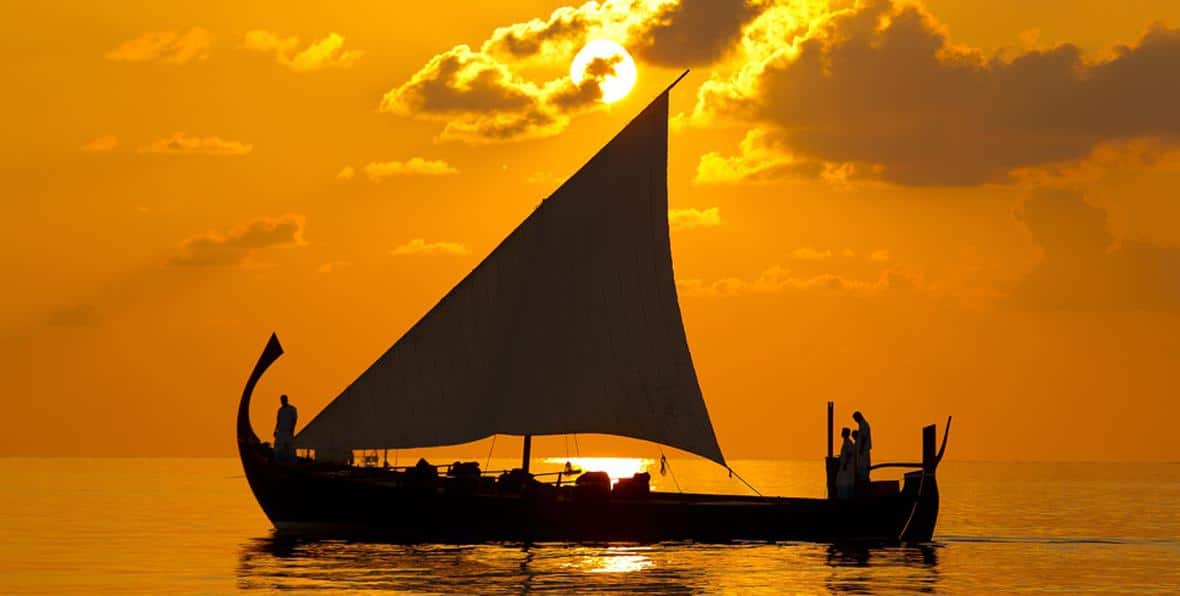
[{"xmin": 295, "ymin": 88, "xmax": 725, "ymax": 466}]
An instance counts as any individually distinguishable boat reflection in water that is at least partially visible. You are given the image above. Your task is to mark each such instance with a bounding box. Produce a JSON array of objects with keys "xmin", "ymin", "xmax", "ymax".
[{"xmin": 237, "ymin": 537, "xmax": 940, "ymax": 593}]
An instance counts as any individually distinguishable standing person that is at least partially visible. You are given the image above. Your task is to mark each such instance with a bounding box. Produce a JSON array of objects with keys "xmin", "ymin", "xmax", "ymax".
[
  {"xmin": 852, "ymin": 410, "xmax": 872, "ymax": 486},
  {"xmin": 835, "ymin": 427, "xmax": 857, "ymax": 499},
  {"xmin": 274, "ymin": 394, "xmax": 298, "ymax": 463}
]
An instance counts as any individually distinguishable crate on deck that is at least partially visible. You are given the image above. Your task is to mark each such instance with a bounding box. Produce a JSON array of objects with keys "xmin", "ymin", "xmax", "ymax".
[
  {"xmin": 446, "ymin": 461, "xmax": 482, "ymax": 495},
  {"xmin": 574, "ymin": 471, "xmax": 611, "ymax": 501},
  {"xmin": 612, "ymin": 472, "xmax": 651, "ymax": 498}
]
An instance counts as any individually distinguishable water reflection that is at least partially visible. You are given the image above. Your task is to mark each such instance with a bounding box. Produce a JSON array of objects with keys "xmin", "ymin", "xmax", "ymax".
[
  {"xmin": 824, "ymin": 543, "xmax": 940, "ymax": 593},
  {"xmin": 238, "ymin": 534, "xmax": 941, "ymax": 593},
  {"xmin": 4, "ymin": 459, "xmax": 1176, "ymax": 593},
  {"xmin": 571, "ymin": 546, "xmax": 654, "ymax": 574}
]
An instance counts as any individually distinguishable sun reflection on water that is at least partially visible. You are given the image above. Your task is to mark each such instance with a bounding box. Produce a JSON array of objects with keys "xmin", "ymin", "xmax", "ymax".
[{"xmin": 574, "ymin": 547, "xmax": 654, "ymax": 574}]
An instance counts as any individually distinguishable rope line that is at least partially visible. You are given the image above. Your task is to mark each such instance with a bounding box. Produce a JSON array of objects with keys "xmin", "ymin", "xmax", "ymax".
[
  {"xmin": 485, "ymin": 435, "xmax": 497, "ymax": 470},
  {"xmin": 659, "ymin": 449, "xmax": 682, "ymax": 493},
  {"xmin": 726, "ymin": 465, "xmax": 762, "ymax": 497}
]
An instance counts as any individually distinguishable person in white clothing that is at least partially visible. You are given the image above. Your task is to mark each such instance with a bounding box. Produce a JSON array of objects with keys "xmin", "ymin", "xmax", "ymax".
[
  {"xmin": 835, "ymin": 427, "xmax": 857, "ymax": 499},
  {"xmin": 852, "ymin": 410, "xmax": 872, "ymax": 487}
]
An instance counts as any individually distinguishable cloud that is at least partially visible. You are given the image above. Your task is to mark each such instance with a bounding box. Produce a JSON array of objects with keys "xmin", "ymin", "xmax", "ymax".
[
  {"xmin": 105, "ymin": 28, "xmax": 213, "ymax": 64},
  {"xmin": 380, "ymin": 44, "xmax": 617, "ymax": 143},
  {"xmin": 388, "ymin": 0, "xmax": 764, "ymax": 143},
  {"xmin": 481, "ymin": 4, "xmax": 607, "ymax": 61},
  {"xmin": 1012, "ymin": 137, "xmax": 1180, "ymax": 185},
  {"xmin": 869, "ymin": 249, "xmax": 891, "ymax": 262},
  {"xmin": 480, "ymin": 0, "xmax": 764, "ymax": 68},
  {"xmin": 391, "ymin": 239, "xmax": 470, "ymax": 257},
  {"xmin": 171, "ymin": 214, "xmax": 306, "ymax": 267},
  {"xmin": 242, "ymin": 30, "xmax": 363, "ymax": 72},
  {"xmin": 1007, "ymin": 189, "xmax": 1180, "ymax": 311},
  {"xmin": 139, "ymin": 133, "xmax": 253, "ymax": 156},
  {"xmin": 336, "ymin": 165, "xmax": 356, "ymax": 180},
  {"xmin": 630, "ymin": 0, "xmax": 760, "ymax": 67},
  {"xmin": 790, "ymin": 247, "xmax": 832, "ymax": 260},
  {"xmin": 47, "ymin": 304, "xmax": 101, "ymax": 327},
  {"xmin": 81, "ymin": 135, "xmax": 119, "ymax": 152},
  {"xmin": 693, "ymin": 0, "xmax": 1180, "ymax": 186},
  {"xmin": 696, "ymin": 128, "xmax": 861, "ymax": 184},
  {"xmin": 363, "ymin": 158, "xmax": 458, "ymax": 181},
  {"xmin": 668, "ymin": 207, "xmax": 721, "ymax": 230},
  {"xmin": 678, "ymin": 265, "xmax": 920, "ymax": 298},
  {"xmin": 382, "ymin": 0, "xmax": 767, "ymax": 143}
]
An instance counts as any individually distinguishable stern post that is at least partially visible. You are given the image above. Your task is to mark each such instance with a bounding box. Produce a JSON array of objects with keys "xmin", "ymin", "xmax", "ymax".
[{"xmin": 899, "ymin": 421, "xmax": 945, "ymax": 542}]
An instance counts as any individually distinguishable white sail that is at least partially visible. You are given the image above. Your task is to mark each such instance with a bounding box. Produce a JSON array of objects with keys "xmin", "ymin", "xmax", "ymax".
[{"xmin": 294, "ymin": 88, "xmax": 726, "ymax": 466}]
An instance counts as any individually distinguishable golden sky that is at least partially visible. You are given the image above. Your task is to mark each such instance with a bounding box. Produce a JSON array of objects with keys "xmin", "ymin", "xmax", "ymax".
[{"xmin": 3, "ymin": 0, "xmax": 1180, "ymax": 462}]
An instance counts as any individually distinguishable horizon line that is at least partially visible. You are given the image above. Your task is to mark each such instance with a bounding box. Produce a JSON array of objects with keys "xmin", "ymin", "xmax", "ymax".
[{"xmin": 1, "ymin": 454, "xmax": 1177, "ymax": 465}]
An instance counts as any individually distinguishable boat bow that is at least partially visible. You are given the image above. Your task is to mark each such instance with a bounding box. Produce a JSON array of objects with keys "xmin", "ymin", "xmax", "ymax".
[{"xmin": 237, "ymin": 333, "xmax": 284, "ymax": 451}]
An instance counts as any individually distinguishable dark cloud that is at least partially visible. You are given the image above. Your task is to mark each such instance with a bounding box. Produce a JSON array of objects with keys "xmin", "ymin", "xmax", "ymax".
[
  {"xmin": 631, "ymin": 0, "xmax": 760, "ymax": 67},
  {"xmin": 549, "ymin": 55, "xmax": 618, "ymax": 109},
  {"xmin": 384, "ymin": 46, "xmax": 538, "ymax": 116},
  {"xmin": 385, "ymin": 1, "xmax": 771, "ymax": 142},
  {"xmin": 698, "ymin": 0, "xmax": 1180, "ymax": 186},
  {"xmin": 1008, "ymin": 189, "xmax": 1180, "ymax": 311},
  {"xmin": 696, "ymin": 127, "xmax": 830, "ymax": 183},
  {"xmin": 47, "ymin": 304, "xmax": 101, "ymax": 327},
  {"xmin": 171, "ymin": 214, "xmax": 306, "ymax": 267},
  {"xmin": 584, "ymin": 54, "xmax": 621, "ymax": 79},
  {"xmin": 482, "ymin": 6, "xmax": 594, "ymax": 59},
  {"xmin": 381, "ymin": 45, "xmax": 608, "ymax": 143}
]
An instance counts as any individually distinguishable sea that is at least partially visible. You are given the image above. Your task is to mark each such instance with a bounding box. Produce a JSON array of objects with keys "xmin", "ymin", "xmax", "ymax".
[{"xmin": 1, "ymin": 458, "xmax": 1177, "ymax": 593}]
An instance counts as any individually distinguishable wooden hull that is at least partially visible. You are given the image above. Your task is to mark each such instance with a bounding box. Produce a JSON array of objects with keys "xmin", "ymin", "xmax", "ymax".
[
  {"xmin": 237, "ymin": 335, "xmax": 939, "ymax": 544},
  {"xmin": 241, "ymin": 445, "xmax": 938, "ymax": 544}
]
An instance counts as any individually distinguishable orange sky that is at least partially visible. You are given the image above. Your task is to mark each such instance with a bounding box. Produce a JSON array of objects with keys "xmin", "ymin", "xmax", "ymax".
[{"xmin": 3, "ymin": 0, "xmax": 1180, "ymax": 462}]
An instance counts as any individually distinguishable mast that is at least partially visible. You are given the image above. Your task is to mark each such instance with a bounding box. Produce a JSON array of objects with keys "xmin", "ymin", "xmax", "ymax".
[{"xmin": 521, "ymin": 434, "xmax": 532, "ymax": 474}]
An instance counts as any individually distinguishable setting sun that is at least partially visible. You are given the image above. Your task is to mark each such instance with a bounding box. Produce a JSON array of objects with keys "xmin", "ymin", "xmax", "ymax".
[
  {"xmin": 570, "ymin": 40, "xmax": 637, "ymax": 103},
  {"xmin": 546, "ymin": 457, "xmax": 651, "ymax": 484}
]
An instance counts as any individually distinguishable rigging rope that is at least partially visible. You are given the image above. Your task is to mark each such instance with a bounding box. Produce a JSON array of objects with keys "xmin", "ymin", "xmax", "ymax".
[
  {"xmin": 485, "ymin": 434, "xmax": 497, "ymax": 470},
  {"xmin": 658, "ymin": 450, "xmax": 682, "ymax": 493},
  {"xmin": 726, "ymin": 466, "xmax": 762, "ymax": 497}
]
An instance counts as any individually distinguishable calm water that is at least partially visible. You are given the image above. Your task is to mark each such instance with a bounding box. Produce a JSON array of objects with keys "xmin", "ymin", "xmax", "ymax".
[{"xmin": 1, "ymin": 458, "xmax": 1178, "ymax": 593}]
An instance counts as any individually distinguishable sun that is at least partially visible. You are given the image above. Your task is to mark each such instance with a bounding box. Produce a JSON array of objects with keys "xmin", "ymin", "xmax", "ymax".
[
  {"xmin": 570, "ymin": 40, "xmax": 637, "ymax": 104},
  {"xmin": 545, "ymin": 457, "xmax": 651, "ymax": 484}
]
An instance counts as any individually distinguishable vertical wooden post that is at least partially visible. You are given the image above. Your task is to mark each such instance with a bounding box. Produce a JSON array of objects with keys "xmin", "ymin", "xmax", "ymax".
[
  {"xmin": 825, "ymin": 401, "xmax": 836, "ymax": 499},
  {"xmin": 827, "ymin": 401, "xmax": 834, "ymax": 459},
  {"xmin": 922, "ymin": 424, "xmax": 937, "ymax": 472},
  {"xmin": 522, "ymin": 434, "xmax": 533, "ymax": 474}
]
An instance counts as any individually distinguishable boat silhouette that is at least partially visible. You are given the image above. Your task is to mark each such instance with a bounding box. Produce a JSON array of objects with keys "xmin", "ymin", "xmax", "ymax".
[{"xmin": 236, "ymin": 73, "xmax": 950, "ymax": 543}]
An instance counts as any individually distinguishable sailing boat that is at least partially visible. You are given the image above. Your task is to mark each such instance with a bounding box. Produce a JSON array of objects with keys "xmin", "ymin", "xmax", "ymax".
[{"xmin": 236, "ymin": 74, "xmax": 950, "ymax": 543}]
